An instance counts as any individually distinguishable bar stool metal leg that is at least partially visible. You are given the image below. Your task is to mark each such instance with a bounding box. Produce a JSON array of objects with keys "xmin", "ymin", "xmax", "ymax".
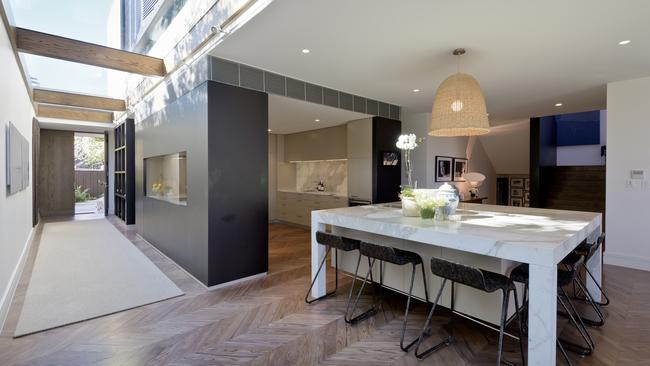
[
  {"xmin": 496, "ymin": 288, "xmax": 510, "ymax": 366},
  {"xmin": 305, "ymin": 246, "xmax": 337, "ymax": 304},
  {"xmin": 557, "ymin": 288, "xmax": 595, "ymax": 356},
  {"xmin": 415, "ymin": 278, "xmax": 453, "ymax": 359},
  {"xmin": 400, "ymin": 262, "xmax": 428, "ymax": 352},
  {"xmin": 346, "ymin": 257, "xmax": 378, "ymax": 324},
  {"xmin": 572, "ymin": 276, "xmax": 605, "ymax": 327}
]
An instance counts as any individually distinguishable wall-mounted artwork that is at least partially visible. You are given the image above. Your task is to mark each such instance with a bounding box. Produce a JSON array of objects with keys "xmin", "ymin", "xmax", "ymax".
[
  {"xmin": 511, "ymin": 188, "xmax": 523, "ymax": 197},
  {"xmin": 5, "ymin": 122, "xmax": 29, "ymax": 196},
  {"xmin": 453, "ymin": 158, "xmax": 468, "ymax": 181},
  {"xmin": 510, "ymin": 178, "xmax": 524, "ymax": 188},
  {"xmin": 435, "ymin": 156, "xmax": 453, "ymax": 182},
  {"xmin": 511, "ymin": 198, "xmax": 523, "ymax": 207},
  {"xmin": 382, "ymin": 152, "xmax": 399, "ymax": 166}
]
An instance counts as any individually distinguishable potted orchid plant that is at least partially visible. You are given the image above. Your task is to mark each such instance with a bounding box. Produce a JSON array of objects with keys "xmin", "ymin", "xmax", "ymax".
[{"xmin": 396, "ymin": 133, "xmax": 424, "ymax": 216}]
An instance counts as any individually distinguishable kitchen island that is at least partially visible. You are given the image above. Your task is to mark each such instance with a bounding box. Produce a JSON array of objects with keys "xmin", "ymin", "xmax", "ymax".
[{"xmin": 311, "ymin": 203, "xmax": 602, "ymax": 365}]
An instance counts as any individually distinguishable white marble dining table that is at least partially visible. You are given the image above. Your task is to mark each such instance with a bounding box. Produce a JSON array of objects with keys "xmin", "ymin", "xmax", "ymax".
[{"xmin": 310, "ymin": 202, "xmax": 602, "ymax": 366}]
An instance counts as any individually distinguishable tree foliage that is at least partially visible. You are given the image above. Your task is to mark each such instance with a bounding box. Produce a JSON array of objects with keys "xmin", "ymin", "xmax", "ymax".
[{"xmin": 75, "ymin": 135, "xmax": 104, "ymax": 170}]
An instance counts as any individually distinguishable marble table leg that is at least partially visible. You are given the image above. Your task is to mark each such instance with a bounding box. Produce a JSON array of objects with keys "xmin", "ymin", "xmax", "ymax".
[
  {"xmin": 528, "ymin": 263, "xmax": 558, "ymax": 365},
  {"xmin": 586, "ymin": 228, "xmax": 603, "ymax": 302},
  {"xmin": 311, "ymin": 218, "xmax": 327, "ymax": 298}
]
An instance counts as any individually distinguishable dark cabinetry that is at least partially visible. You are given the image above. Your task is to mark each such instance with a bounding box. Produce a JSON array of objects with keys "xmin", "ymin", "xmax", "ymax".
[{"xmin": 114, "ymin": 119, "xmax": 135, "ymax": 224}]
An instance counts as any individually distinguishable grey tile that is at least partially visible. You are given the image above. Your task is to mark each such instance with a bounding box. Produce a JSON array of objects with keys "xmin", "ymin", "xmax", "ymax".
[
  {"xmin": 239, "ymin": 65, "xmax": 264, "ymax": 91},
  {"xmin": 323, "ymin": 88, "xmax": 339, "ymax": 108},
  {"xmin": 286, "ymin": 78, "xmax": 306, "ymax": 100},
  {"xmin": 353, "ymin": 96, "xmax": 366, "ymax": 113},
  {"xmin": 306, "ymin": 83, "xmax": 323, "ymax": 104},
  {"xmin": 264, "ymin": 72, "xmax": 286, "ymax": 95},
  {"xmin": 211, "ymin": 58, "xmax": 239, "ymax": 86},
  {"xmin": 340, "ymin": 93, "xmax": 353, "ymax": 111},
  {"xmin": 378, "ymin": 102, "xmax": 390, "ymax": 118}
]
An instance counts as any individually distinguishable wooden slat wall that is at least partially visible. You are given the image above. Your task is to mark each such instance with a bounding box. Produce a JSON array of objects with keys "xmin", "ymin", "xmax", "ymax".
[
  {"xmin": 37, "ymin": 105, "xmax": 114, "ymax": 123},
  {"xmin": 33, "ymin": 89, "xmax": 126, "ymax": 111},
  {"xmin": 74, "ymin": 170, "xmax": 105, "ymax": 198},
  {"xmin": 39, "ymin": 130, "xmax": 74, "ymax": 217},
  {"xmin": 15, "ymin": 27, "xmax": 166, "ymax": 76}
]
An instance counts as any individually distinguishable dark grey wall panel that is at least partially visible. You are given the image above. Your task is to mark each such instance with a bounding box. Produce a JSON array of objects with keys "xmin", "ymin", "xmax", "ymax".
[
  {"xmin": 207, "ymin": 81, "xmax": 268, "ymax": 286},
  {"xmin": 239, "ymin": 65, "xmax": 264, "ymax": 91},
  {"xmin": 378, "ymin": 102, "xmax": 390, "ymax": 118},
  {"xmin": 211, "ymin": 58, "xmax": 239, "ymax": 86},
  {"xmin": 305, "ymin": 83, "xmax": 323, "ymax": 104},
  {"xmin": 353, "ymin": 96, "xmax": 366, "ymax": 113},
  {"xmin": 286, "ymin": 78, "xmax": 305, "ymax": 99},
  {"xmin": 136, "ymin": 83, "xmax": 210, "ymax": 284},
  {"xmin": 339, "ymin": 92, "xmax": 353, "ymax": 111},
  {"xmin": 264, "ymin": 72, "xmax": 286, "ymax": 95},
  {"xmin": 390, "ymin": 104, "xmax": 400, "ymax": 120},
  {"xmin": 323, "ymin": 88, "xmax": 339, "ymax": 108},
  {"xmin": 366, "ymin": 100, "xmax": 378, "ymax": 115}
]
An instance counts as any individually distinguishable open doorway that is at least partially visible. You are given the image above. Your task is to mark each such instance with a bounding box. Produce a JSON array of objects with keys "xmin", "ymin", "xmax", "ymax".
[{"xmin": 74, "ymin": 132, "xmax": 106, "ymax": 215}]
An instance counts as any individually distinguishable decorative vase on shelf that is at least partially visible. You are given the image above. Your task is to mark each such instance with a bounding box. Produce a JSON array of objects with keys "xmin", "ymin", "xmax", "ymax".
[{"xmin": 436, "ymin": 183, "xmax": 459, "ymax": 215}]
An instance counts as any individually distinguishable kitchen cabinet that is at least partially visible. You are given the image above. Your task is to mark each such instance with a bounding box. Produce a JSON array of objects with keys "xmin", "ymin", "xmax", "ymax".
[
  {"xmin": 284, "ymin": 125, "xmax": 347, "ymax": 162},
  {"xmin": 277, "ymin": 191, "xmax": 347, "ymax": 226}
]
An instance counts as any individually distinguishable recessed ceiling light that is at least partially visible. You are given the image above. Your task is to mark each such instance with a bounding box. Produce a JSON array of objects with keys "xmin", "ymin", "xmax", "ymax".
[
  {"xmin": 412, "ymin": 89, "xmax": 420, "ymax": 93},
  {"xmin": 267, "ymin": 128, "xmax": 272, "ymax": 132},
  {"xmin": 555, "ymin": 103, "xmax": 563, "ymax": 107},
  {"xmin": 618, "ymin": 40, "xmax": 631, "ymax": 45},
  {"xmin": 314, "ymin": 119, "xmax": 320, "ymax": 122},
  {"xmin": 301, "ymin": 48, "xmax": 310, "ymax": 54}
]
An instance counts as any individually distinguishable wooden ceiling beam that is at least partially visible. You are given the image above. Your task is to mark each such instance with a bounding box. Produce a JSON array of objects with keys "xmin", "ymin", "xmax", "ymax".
[
  {"xmin": 33, "ymin": 89, "xmax": 126, "ymax": 111},
  {"xmin": 15, "ymin": 27, "xmax": 166, "ymax": 76},
  {"xmin": 37, "ymin": 105, "xmax": 114, "ymax": 123}
]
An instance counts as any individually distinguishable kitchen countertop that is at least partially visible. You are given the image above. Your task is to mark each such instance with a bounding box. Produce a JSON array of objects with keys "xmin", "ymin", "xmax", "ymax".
[{"xmin": 278, "ymin": 189, "xmax": 347, "ymax": 198}]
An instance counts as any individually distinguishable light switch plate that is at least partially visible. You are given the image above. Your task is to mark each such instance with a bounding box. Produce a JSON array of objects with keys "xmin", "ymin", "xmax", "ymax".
[{"xmin": 631, "ymin": 169, "xmax": 645, "ymax": 180}]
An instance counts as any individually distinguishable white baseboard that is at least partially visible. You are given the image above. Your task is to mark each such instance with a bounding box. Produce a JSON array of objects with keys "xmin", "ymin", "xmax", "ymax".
[
  {"xmin": 604, "ymin": 252, "xmax": 650, "ymax": 272},
  {"xmin": 0, "ymin": 226, "xmax": 35, "ymax": 332}
]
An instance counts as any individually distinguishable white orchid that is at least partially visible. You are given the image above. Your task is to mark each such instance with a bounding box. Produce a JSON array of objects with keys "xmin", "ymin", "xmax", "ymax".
[
  {"xmin": 395, "ymin": 133, "xmax": 423, "ymax": 188},
  {"xmin": 396, "ymin": 134, "xmax": 418, "ymax": 150}
]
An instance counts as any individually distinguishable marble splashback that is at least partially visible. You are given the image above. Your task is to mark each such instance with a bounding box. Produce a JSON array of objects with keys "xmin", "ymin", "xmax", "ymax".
[{"xmin": 295, "ymin": 160, "xmax": 348, "ymax": 195}]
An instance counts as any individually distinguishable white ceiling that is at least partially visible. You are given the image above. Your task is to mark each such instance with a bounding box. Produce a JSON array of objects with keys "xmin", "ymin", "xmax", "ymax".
[
  {"xmin": 268, "ymin": 94, "xmax": 369, "ymax": 134},
  {"xmin": 211, "ymin": 0, "xmax": 650, "ymax": 123},
  {"xmin": 38, "ymin": 118, "xmax": 114, "ymax": 133}
]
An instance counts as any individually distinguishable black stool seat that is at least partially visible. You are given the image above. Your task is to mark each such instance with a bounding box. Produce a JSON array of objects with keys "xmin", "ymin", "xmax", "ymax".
[
  {"xmin": 575, "ymin": 235, "xmax": 603, "ymax": 261},
  {"xmin": 316, "ymin": 231, "xmax": 360, "ymax": 251},
  {"xmin": 305, "ymin": 232, "xmax": 364, "ymax": 305},
  {"xmin": 430, "ymin": 257, "xmax": 515, "ymax": 293},
  {"xmin": 359, "ymin": 242, "xmax": 423, "ymax": 265},
  {"xmin": 510, "ymin": 263, "xmax": 575, "ymax": 287},
  {"xmin": 416, "ymin": 257, "xmax": 524, "ymax": 365},
  {"xmin": 347, "ymin": 241, "xmax": 429, "ymax": 352}
]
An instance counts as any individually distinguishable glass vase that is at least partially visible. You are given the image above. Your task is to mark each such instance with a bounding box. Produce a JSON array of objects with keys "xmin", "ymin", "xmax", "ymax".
[{"xmin": 420, "ymin": 207, "xmax": 436, "ymax": 220}]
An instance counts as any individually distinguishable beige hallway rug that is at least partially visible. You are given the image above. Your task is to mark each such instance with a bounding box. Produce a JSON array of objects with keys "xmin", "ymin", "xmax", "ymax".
[{"xmin": 14, "ymin": 218, "xmax": 183, "ymax": 337}]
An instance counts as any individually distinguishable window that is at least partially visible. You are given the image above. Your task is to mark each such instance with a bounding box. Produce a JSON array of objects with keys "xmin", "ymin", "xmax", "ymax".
[{"xmin": 144, "ymin": 151, "xmax": 187, "ymax": 205}]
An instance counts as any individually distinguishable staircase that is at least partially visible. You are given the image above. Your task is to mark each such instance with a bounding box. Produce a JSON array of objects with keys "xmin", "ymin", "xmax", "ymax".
[{"xmin": 541, "ymin": 165, "xmax": 606, "ymax": 215}]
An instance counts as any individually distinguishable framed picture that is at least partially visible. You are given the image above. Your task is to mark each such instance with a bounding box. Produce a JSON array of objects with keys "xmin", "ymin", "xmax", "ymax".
[
  {"xmin": 524, "ymin": 178, "xmax": 530, "ymax": 190},
  {"xmin": 511, "ymin": 198, "xmax": 523, "ymax": 207},
  {"xmin": 452, "ymin": 158, "xmax": 468, "ymax": 181},
  {"xmin": 382, "ymin": 152, "xmax": 400, "ymax": 166},
  {"xmin": 511, "ymin": 178, "xmax": 524, "ymax": 188},
  {"xmin": 511, "ymin": 188, "xmax": 523, "ymax": 197},
  {"xmin": 524, "ymin": 192, "xmax": 530, "ymax": 202},
  {"xmin": 435, "ymin": 156, "xmax": 453, "ymax": 182}
]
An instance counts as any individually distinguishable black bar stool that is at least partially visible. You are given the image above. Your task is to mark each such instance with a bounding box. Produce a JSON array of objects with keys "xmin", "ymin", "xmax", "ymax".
[
  {"xmin": 346, "ymin": 242, "xmax": 430, "ymax": 352},
  {"xmin": 510, "ymin": 255, "xmax": 594, "ymax": 365},
  {"xmin": 305, "ymin": 231, "xmax": 369, "ymax": 306},
  {"xmin": 415, "ymin": 257, "xmax": 525, "ymax": 366},
  {"xmin": 569, "ymin": 233, "xmax": 610, "ymax": 308}
]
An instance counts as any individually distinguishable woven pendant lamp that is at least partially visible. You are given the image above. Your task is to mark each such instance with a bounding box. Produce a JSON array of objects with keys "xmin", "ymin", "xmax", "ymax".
[{"xmin": 429, "ymin": 49, "xmax": 490, "ymax": 137}]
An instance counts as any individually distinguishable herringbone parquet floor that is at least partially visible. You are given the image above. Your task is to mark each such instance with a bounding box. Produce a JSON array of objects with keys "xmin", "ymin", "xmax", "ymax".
[{"xmin": 0, "ymin": 218, "xmax": 648, "ymax": 365}]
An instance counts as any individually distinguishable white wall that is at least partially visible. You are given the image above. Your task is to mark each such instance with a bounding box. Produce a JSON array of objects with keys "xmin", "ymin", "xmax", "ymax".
[
  {"xmin": 0, "ymin": 20, "xmax": 36, "ymax": 327},
  {"xmin": 479, "ymin": 119, "xmax": 530, "ymax": 175},
  {"xmin": 401, "ymin": 111, "xmax": 496, "ymax": 203},
  {"xmin": 556, "ymin": 110, "xmax": 606, "ymax": 166},
  {"xmin": 605, "ymin": 77, "xmax": 650, "ymax": 271}
]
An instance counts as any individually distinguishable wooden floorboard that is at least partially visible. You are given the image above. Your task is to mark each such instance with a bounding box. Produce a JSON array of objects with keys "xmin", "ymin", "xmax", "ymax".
[{"xmin": 1, "ymin": 219, "xmax": 649, "ymax": 365}]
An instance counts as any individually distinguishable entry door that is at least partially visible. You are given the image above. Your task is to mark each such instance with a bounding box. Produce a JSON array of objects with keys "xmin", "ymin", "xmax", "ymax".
[{"xmin": 104, "ymin": 131, "xmax": 109, "ymax": 216}]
